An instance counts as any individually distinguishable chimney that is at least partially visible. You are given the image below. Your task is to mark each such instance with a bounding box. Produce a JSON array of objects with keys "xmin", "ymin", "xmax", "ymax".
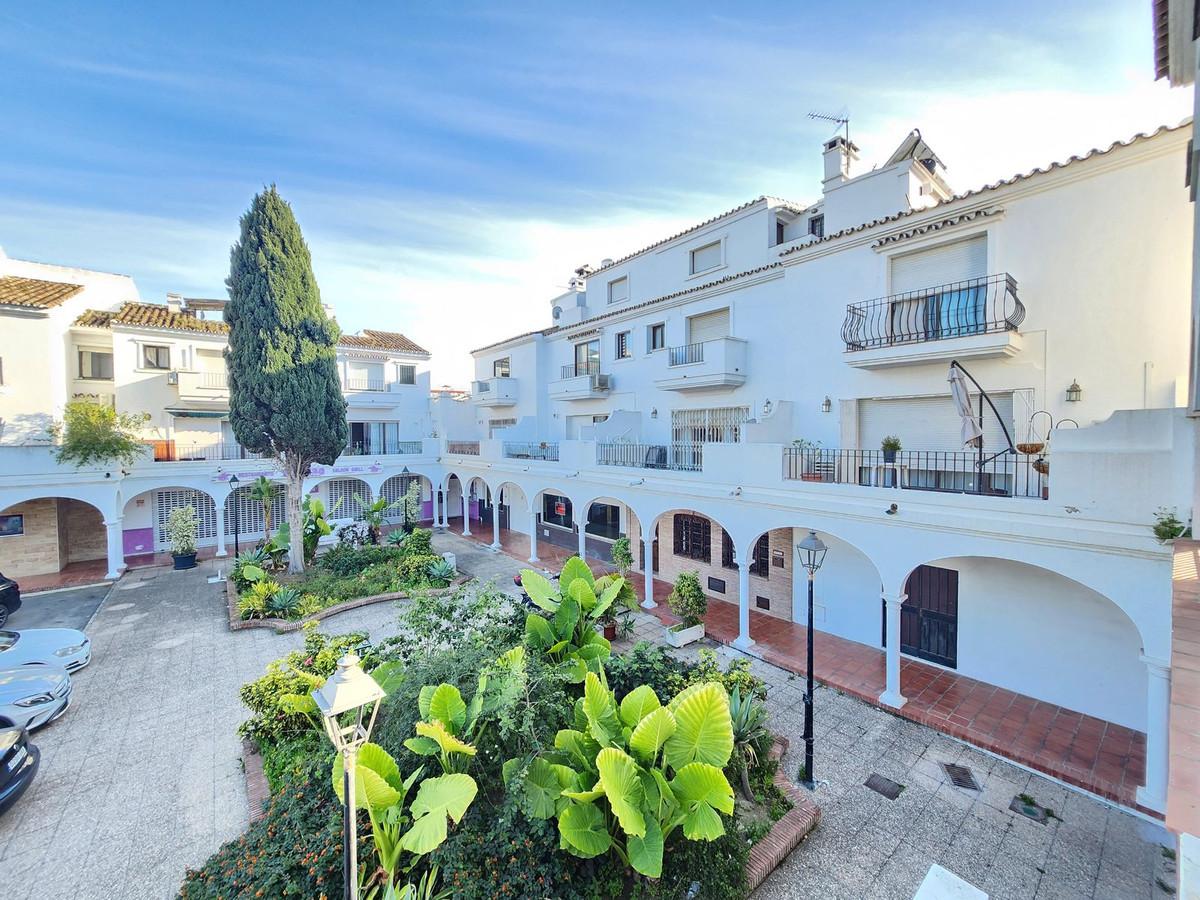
[
  {"xmin": 165, "ymin": 293, "xmax": 183, "ymax": 314},
  {"xmin": 822, "ymin": 135, "xmax": 860, "ymax": 187}
]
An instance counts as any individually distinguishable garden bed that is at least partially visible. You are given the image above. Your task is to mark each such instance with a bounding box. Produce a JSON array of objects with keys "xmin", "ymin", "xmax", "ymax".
[
  {"xmin": 225, "ymin": 573, "xmax": 469, "ymax": 632},
  {"xmin": 746, "ymin": 737, "xmax": 822, "ymax": 893}
]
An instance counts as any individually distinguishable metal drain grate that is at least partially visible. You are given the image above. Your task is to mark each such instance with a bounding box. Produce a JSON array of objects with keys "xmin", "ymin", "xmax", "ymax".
[
  {"xmin": 864, "ymin": 773, "xmax": 904, "ymax": 800},
  {"xmin": 942, "ymin": 763, "xmax": 981, "ymax": 791}
]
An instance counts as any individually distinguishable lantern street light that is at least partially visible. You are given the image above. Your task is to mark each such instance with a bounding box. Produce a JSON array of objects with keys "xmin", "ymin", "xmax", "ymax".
[
  {"xmin": 228, "ymin": 473, "xmax": 240, "ymax": 557},
  {"xmin": 312, "ymin": 653, "xmax": 386, "ymax": 900},
  {"xmin": 400, "ymin": 466, "xmax": 412, "ymax": 533},
  {"xmin": 795, "ymin": 530, "xmax": 827, "ymax": 789}
]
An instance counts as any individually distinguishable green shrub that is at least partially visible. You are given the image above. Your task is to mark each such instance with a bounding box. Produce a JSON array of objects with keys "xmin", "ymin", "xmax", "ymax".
[
  {"xmin": 667, "ymin": 571, "xmax": 707, "ymax": 628},
  {"xmin": 179, "ymin": 754, "xmax": 343, "ymax": 899},
  {"xmin": 605, "ymin": 641, "xmax": 691, "ymax": 700},
  {"xmin": 260, "ymin": 731, "xmax": 328, "ymax": 793},
  {"xmin": 397, "ymin": 553, "xmax": 443, "ymax": 587},
  {"xmin": 610, "ymin": 536, "xmax": 633, "ymax": 574},
  {"xmin": 267, "ymin": 586, "xmax": 303, "ymax": 618},
  {"xmin": 399, "ymin": 527, "xmax": 433, "ymax": 556},
  {"xmin": 238, "ymin": 580, "xmax": 280, "ymax": 620},
  {"xmin": 315, "ymin": 542, "xmax": 401, "ymax": 576},
  {"xmin": 686, "ymin": 648, "xmax": 765, "ymax": 700},
  {"xmin": 231, "ymin": 547, "xmax": 270, "ymax": 591},
  {"xmin": 426, "ymin": 557, "xmax": 455, "ymax": 586},
  {"xmin": 296, "ymin": 593, "xmax": 328, "ymax": 618}
]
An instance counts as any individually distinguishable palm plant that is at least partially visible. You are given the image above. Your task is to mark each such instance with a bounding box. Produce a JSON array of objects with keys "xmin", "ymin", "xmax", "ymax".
[
  {"xmin": 355, "ymin": 493, "xmax": 401, "ymax": 544},
  {"xmin": 248, "ymin": 475, "xmax": 276, "ymax": 542},
  {"xmin": 728, "ymin": 686, "xmax": 771, "ymax": 800}
]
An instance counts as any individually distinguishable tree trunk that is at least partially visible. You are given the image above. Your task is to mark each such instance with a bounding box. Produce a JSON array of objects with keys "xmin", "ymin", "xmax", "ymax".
[{"xmin": 285, "ymin": 457, "xmax": 306, "ymax": 574}]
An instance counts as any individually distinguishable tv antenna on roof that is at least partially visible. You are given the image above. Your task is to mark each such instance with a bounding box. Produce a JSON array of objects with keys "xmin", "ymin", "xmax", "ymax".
[{"xmin": 807, "ymin": 110, "xmax": 850, "ymax": 145}]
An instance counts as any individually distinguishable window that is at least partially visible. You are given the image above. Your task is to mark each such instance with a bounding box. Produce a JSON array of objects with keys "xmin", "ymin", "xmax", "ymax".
[
  {"xmin": 721, "ymin": 530, "xmax": 736, "ymax": 570},
  {"xmin": 488, "ymin": 417, "xmax": 516, "ymax": 437},
  {"xmin": 396, "ymin": 364, "xmax": 416, "ymax": 385},
  {"xmin": 671, "ymin": 407, "xmax": 749, "ymax": 445},
  {"xmin": 648, "ymin": 323, "xmax": 665, "ymax": 352},
  {"xmin": 808, "ymin": 215, "xmax": 824, "ymax": 238},
  {"xmin": 142, "ymin": 344, "xmax": 170, "ymax": 370},
  {"xmin": 607, "ymin": 276, "xmax": 629, "ymax": 305},
  {"xmin": 673, "ymin": 513, "xmax": 711, "ymax": 562},
  {"xmin": 493, "ymin": 357, "xmax": 510, "ymax": 378},
  {"xmin": 0, "ymin": 514, "xmax": 23, "ymax": 537},
  {"xmin": 542, "ymin": 494, "xmax": 573, "ymax": 529},
  {"xmin": 574, "ymin": 339, "xmax": 600, "ymax": 376},
  {"xmin": 775, "ymin": 220, "xmax": 786, "ymax": 245},
  {"xmin": 77, "ymin": 349, "xmax": 113, "ymax": 381},
  {"xmin": 690, "ymin": 240, "xmax": 722, "ymax": 275},
  {"xmin": 585, "ymin": 502, "xmax": 620, "ymax": 541},
  {"xmin": 615, "ymin": 331, "xmax": 631, "ymax": 359},
  {"xmin": 750, "ymin": 533, "xmax": 770, "ymax": 578}
]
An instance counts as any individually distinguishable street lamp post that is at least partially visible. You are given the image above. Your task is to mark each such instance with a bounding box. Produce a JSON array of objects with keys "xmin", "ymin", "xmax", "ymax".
[
  {"xmin": 312, "ymin": 653, "xmax": 386, "ymax": 900},
  {"xmin": 229, "ymin": 474, "xmax": 240, "ymax": 557},
  {"xmin": 400, "ymin": 466, "xmax": 411, "ymax": 533},
  {"xmin": 795, "ymin": 530, "xmax": 827, "ymax": 789}
]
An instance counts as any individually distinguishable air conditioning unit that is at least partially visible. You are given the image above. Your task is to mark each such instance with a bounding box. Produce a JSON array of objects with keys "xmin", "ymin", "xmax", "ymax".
[
  {"xmin": 167, "ymin": 371, "xmax": 179, "ymax": 385},
  {"xmin": 595, "ymin": 374, "xmax": 612, "ymax": 390}
]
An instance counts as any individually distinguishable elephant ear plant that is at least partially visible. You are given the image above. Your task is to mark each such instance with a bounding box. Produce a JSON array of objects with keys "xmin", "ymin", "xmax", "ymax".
[
  {"xmin": 521, "ymin": 556, "xmax": 634, "ymax": 683},
  {"xmin": 521, "ymin": 670, "xmax": 736, "ymax": 878}
]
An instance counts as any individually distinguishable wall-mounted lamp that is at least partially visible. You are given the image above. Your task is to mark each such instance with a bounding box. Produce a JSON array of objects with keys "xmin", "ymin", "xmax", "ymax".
[
  {"xmin": 885, "ymin": 503, "xmax": 898, "ymax": 516},
  {"xmin": 730, "ymin": 486, "xmax": 743, "ymax": 497},
  {"xmin": 1065, "ymin": 379, "xmax": 1082, "ymax": 403},
  {"xmin": 821, "ymin": 396, "xmax": 832, "ymax": 414},
  {"xmin": 629, "ymin": 478, "xmax": 644, "ymax": 486}
]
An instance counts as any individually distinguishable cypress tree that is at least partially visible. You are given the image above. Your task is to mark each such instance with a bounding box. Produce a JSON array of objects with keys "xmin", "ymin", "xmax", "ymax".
[{"xmin": 225, "ymin": 186, "xmax": 348, "ymax": 572}]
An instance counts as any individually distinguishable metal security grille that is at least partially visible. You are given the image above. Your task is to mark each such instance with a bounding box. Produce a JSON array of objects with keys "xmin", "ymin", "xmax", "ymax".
[
  {"xmin": 379, "ymin": 475, "xmax": 419, "ymax": 519},
  {"xmin": 326, "ymin": 478, "xmax": 371, "ymax": 520},
  {"xmin": 154, "ymin": 488, "xmax": 218, "ymax": 549},
  {"xmin": 673, "ymin": 514, "xmax": 711, "ymax": 562},
  {"xmin": 671, "ymin": 407, "xmax": 749, "ymax": 445},
  {"xmin": 488, "ymin": 418, "xmax": 516, "ymax": 437},
  {"xmin": 223, "ymin": 485, "xmax": 286, "ymax": 539}
]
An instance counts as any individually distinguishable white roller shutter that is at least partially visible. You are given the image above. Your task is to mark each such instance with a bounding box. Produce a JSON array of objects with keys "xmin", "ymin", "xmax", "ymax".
[
  {"xmin": 889, "ymin": 235, "xmax": 987, "ymax": 293},
  {"xmin": 155, "ymin": 489, "xmax": 218, "ymax": 550},
  {"xmin": 858, "ymin": 393, "xmax": 1014, "ymax": 452},
  {"xmin": 687, "ymin": 308, "xmax": 730, "ymax": 343}
]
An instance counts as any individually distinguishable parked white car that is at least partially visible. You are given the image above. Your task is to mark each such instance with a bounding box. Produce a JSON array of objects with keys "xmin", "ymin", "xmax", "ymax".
[
  {"xmin": 0, "ymin": 666, "xmax": 71, "ymax": 731},
  {"xmin": 0, "ymin": 629, "xmax": 91, "ymax": 673}
]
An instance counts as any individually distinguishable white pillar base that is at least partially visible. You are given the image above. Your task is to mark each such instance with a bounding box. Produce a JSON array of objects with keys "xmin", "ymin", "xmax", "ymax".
[
  {"xmin": 878, "ymin": 689, "xmax": 907, "ymax": 710},
  {"xmin": 640, "ymin": 598, "xmax": 657, "ymax": 610},
  {"xmin": 214, "ymin": 549, "xmax": 229, "ymax": 558},
  {"xmin": 732, "ymin": 635, "xmax": 756, "ymax": 651}
]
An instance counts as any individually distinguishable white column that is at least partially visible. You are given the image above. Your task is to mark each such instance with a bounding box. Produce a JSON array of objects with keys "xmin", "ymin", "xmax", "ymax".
[
  {"xmin": 103, "ymin": 519, "xmax": 125, "ymax": 581},
  {"xmin": 491, "ymin": 500, "xmax": 501, "ymax": 549},
  {"xmin": 640, "ymin": 535, "xmax": 656, "ymax": 608},
  {"xmin": 732, "ymin": 548, "xmax": 754, "ymax": 650},
  {"xmin": 527, "ymin": 509, "xmax": 540, "ymax": 564},
  {"xmin": 1136, "ymin": 656, "xmax": 1171, "ymax": 812},
  {"xmin": 879, "ymin": 592, "xmax": 907, "ymax": 709},
  {"xmin": 214, "ymin": 497, "xmax": 228, "ymax": 558},
  {"xmin": 791, "ymin": 528, "xmax": 804, "ymax": 623},
  {"xmin": 461, "ymin": 491, "xmax": 471, "ymax": 537},
  {"xmin": 577, "ymin": 523, "xmax": 587, "ymax": 560}
]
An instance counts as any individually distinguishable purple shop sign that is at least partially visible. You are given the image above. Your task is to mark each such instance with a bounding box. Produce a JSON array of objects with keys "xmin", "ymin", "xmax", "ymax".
[{"xmin": 309, "ymin": 462, "xmax": 383, "ymax": 476}]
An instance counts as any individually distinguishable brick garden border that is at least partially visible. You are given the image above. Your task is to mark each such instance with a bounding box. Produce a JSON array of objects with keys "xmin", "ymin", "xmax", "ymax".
[
  {"xmin": 746, "ymin": 736, "xmax": 822, "ymax": 893},
  {"xmin": 226, "ymin": 574, "xmax": 469, "ymax": 632},
  {"xmin": 242, "ymin": 738, "xmax": 269, "ymax": 823}
]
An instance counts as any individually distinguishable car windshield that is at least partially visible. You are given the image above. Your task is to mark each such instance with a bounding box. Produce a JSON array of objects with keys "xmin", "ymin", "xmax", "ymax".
[{"xmin": 0, "ymin": 631, "xmax": 18, "ymax": 651}]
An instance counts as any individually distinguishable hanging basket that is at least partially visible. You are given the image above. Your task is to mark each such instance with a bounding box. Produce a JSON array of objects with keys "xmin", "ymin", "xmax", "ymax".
[
  {"xmin": 1032, "ymin": 458, "xmax": 1049, "ymax": 476},
  {"xmin": 1016, "ymin": 441, "xmax": 1045, "ymax": 455}
]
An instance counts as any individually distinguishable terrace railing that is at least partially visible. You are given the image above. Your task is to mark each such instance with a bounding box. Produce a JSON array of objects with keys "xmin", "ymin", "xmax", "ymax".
[
  {"xmin": 560, "ymin": 361, "xmax": 601, "ymax": 379},
  {"xmin": 841, "ymin": 273, "xmax": 1024, "ymax": 352},
  {"xmin": 343, "ymin": 377, "xmax": 387, "ymax": 392},
  {"xmin": 504, "ymin": 441, "xmax": 560, "ymax": 461},
  {"xmin": 667, "ymin": 342, "xmax": 705, "ymax": 367},
  {"xmin": 150, "ymin": 442, "xmax": 265, "ymax": 462},
  {"xmin": 781, "ymin": 446, "xmax": 1044, "ymax": 499},
  {"xmin": 343, "ymin": 441, "xmax": 423, "ymax": 456},
  {"xmin": 596, "ymin": 442, "xmax": 703, "ymax": 472},
  {"xmin": 448, "ymin": 440, "xmax": 481, "ymax": 456}
]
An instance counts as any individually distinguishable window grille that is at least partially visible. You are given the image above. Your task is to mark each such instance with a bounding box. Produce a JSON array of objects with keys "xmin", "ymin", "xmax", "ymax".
[{"xmin": 673, "ymin": 514, "xmax": 711, "ymax": 562}]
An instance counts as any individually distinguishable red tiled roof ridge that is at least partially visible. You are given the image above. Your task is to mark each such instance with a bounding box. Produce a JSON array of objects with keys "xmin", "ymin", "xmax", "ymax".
[{"xmin": 0, "ymin": 274, "xmax": 85, "ymax": 309}]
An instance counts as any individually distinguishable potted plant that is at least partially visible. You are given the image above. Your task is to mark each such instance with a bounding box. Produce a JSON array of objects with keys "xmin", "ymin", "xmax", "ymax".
[
  {"xmin": 1153, "ymin": 507, "xmax": 1192, "ymax": 543},
  {"xmin": 665, "ymin": 571, "xmax": 707, "ymax": 647},
  {"xmin": 166, "ymin": 505, "xmax": 199, "ymax": 570},
  {"xmin": 881, "ymin": 435, "xmax": 902, "ymax": 463},
  {"xmin": 598, "ymin": 608, "xmax": 619, "ymax": 641},
  {"xmin": 792, "ymin": 438, "xmax": 824, "ymax": 481}
]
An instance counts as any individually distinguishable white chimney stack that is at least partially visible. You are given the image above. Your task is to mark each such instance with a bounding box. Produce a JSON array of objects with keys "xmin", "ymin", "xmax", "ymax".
[
  {"xmin": 166, "ymin": 293, "xmax": 183, "ymax": 314},
  {"xmin": 822, "ymin": 136, "xmax": 860, "ymax": 187}
]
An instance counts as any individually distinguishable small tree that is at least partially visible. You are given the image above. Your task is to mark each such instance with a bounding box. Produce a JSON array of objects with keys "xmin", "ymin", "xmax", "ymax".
[
  {"xmin": 354, "ymin": 493, "xmax": 399, "ymax": 545},
  {"xmin": 667, "ymin": 571, "xmax": 708, "ymax": 628},
  {"xmin": 225, "ymin": 187, "xmax": 348, "ymax": 573},
  {"xmin": 50, "ymin": 399, "xmax": 150, "ymax": 468},
  {"xmin": 165, "ymin": 505, "xmax": 198, "ymax": 557},
  {"xmin": 610, "ymin": 535, "xmax": 633, "ymax": 576},
  {"xmin": 248, "ymin": 476, "xmax": 276, "ymax": 542}
]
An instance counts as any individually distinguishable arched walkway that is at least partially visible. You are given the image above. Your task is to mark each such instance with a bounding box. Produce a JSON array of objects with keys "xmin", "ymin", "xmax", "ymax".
[
  {"xmin": 0, "ymin": 495, "xmax": 113, "ymax": 584},
  {"xmin": 121, "ymin": 485, "xmax": 222, "ymax": 557},
  {"xmin": 378, "ymin": 472, "xmax": 432, "ymax": 530}
]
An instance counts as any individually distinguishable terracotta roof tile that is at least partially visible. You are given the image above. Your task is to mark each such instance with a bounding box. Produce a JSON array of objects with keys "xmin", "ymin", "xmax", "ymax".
[
  {"xmin": 0, "ymin": 275, "xmax": 84, "ymax": 309},
  {"xmin": 72, "ymin": 309, "xmax": 117, "ymax": 328},
  {"xmin": 339, "ymin": 329, "xmax": 429, "ymax": 356},
  {"xmin": 112, "ymin": 301, "xmax": 230, "ymax": 335}
]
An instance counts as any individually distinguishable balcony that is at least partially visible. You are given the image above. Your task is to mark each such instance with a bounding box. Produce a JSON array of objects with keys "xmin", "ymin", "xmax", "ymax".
[
  {"xmin": 447, "ymin": 440, "xmax": 481, "ymax": 456},
  {"xmin": 654, "ymin": 337, "xmax": 747, "ymax": 391},
  {"xmin": 147, "ymin": 441, "xmax": 264, "ymax": 462},
  {"xmin": 781, "ymin": 446, "xmax": 1045, "ymax": 499},
  {"xmin": 471, "ymin": 377, "xmax": 517, "ymax": 407},
  {"xmin": 596, "ymin": 442, "xmax": 703, "ymax": 472},
  {"xmin": 343, "ymin": 440, "xmax": 423, "ymax": 456},
  {"xmin": 173, "ymin": 370, "xmax": 229, "ymax": 401},
  {"xmin": 840, "ymin": 273, "xmax": 1025, "ymax": 369},
  {"xmin": 503, "ymin": 441, "xmax": 559, "ymax": 462},
  {"xmin": 343, "ymin": 377, "xmax": 387, "ymax": 393},
  {"xmin": 548, "ymin": 363, "xmax": 611, "ymax": 401}
]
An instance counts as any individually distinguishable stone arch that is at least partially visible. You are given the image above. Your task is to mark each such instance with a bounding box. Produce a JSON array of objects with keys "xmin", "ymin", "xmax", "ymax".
[
  {"xmin": 379, "ymin": 472, "xmax": 434, "ymax": 527},
  {"xmin": 0, "ymin": 492, "xmax": 114, "ymax": 579},
  {"xmin": 121, "ymin": 484, "xmax": 222, "ymax": 554}
]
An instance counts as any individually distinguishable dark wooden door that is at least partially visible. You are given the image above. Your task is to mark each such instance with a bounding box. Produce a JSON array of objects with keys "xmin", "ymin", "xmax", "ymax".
[
  {"xmin": 638, "ymin": 535, "xmax": 661, "ymax": 574},
  {"xmin": 884, "ymin": 564, "xmax": 959, "ymax": 668}
]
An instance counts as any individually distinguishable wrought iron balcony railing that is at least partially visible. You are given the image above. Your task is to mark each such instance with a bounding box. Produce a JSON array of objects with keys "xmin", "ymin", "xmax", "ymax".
[
  {"xmin": 560, "ymin": 361, "xmax": 601, "ymax": 379},
  {"xmin": 781, "ymin": 446, "xmax": 1044, "ymax": 499},
  {"xmin": 448, "ymin": 440, "xmax": 481, "ymax": 456},
  {"xmin": 596, "ymin": 442, "xmax": 703, "ymax": 472},
  {"xmin": 149, "ymin": 441, "xmax": 264, "ymax": 462},
  {"xmin": 343, "ymin": 441, "xmax": 423, "ymax": 456},
  {"xmin": 841, "ymin": 273, "xmax": 1024, "ymax": 352},
  {"xmin": 343, "ymin": 378, "xmax": 387, "ymax": 392},
  {"xmin": 667, "ymin": 342, "xmax": 705, "ymax": 367},
  {"xmin": 504, "ymin": 441, "xmax": 560, "ymax": 461}
]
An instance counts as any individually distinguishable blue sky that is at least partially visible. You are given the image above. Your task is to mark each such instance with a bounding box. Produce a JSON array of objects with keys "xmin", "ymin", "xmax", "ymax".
[{"xmin": 0, "ymin": 2, "xmax": 1190, "ymax": 383}]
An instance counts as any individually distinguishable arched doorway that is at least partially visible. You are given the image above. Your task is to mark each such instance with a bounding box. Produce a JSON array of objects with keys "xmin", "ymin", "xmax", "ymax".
[
  {"xmin": 121, "ymin": 486, "xmax": 221, "ymax": 557},
  {"xmin": 0, "ymin": 496, "xmax": 109, "ymax": 579},
  {"xmin": 379, "ymin": 472, "xmax": 433, "ymax": 530}
]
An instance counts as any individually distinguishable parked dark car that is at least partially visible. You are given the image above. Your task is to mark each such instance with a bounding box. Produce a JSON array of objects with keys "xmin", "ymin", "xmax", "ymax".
[
  {"xmin": 0, "ymin": 727, "xmax": 39, "ymax": 817},
  {"xmin": 0, "ymin": 574, "xmax": 19, "ymax": 629}
]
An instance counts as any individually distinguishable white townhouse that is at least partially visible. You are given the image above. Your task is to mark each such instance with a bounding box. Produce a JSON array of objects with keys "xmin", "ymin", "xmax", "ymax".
[
  {"xmin": 0, "ymin": 256, "xmax": 444, "ymax": 581},
  {"xmin": 443, "ymin": 123, "xmax": 1196, "ymax": 817}
]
